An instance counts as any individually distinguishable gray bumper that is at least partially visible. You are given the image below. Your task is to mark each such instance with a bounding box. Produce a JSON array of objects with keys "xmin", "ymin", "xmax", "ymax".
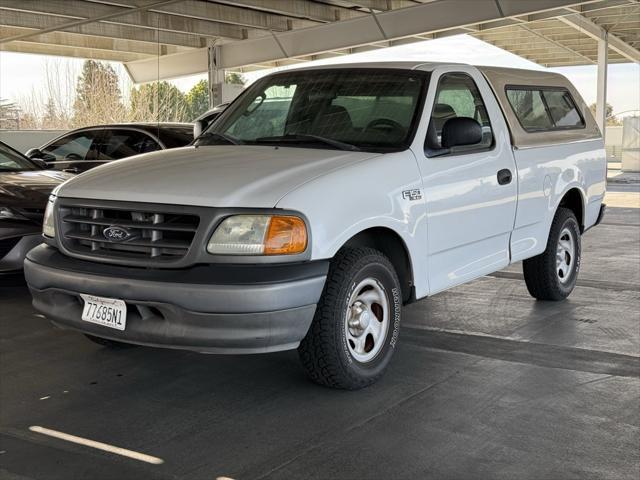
[{"xmin": 24, "ymin": 245, "xmax": 328, "ymax": 354}]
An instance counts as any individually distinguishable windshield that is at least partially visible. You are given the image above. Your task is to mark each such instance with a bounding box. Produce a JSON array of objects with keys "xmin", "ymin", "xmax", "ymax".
[
  {"xmin": 0, "ymin": 143, "xmax": 38, "ymax": 172},
  {"xmin": 195, "ymin": 69, "xmax": 428, "ymax": 152}
]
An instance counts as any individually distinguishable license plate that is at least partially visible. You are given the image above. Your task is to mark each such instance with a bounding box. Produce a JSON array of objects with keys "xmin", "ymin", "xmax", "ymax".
[{"xmin": 80, "ymin": 294, "xmax": 127, "ymax": 331}]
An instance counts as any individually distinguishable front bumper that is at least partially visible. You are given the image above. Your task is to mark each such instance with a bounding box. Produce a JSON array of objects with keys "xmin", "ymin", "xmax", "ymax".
[{"xmin": 24, "ymin": 245, "xmax": 328, "ymax": 354}]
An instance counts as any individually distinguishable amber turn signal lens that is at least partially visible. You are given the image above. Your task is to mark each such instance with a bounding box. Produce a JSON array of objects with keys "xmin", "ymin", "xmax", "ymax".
[{"xmin": 264, "ymin": 216, "xmax": 307, "ymax": 255}]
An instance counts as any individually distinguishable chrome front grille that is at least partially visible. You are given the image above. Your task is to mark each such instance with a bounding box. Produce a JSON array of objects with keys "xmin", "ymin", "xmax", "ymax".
[{"xmin": 59, "ymin": 202, "xmax": 200, "ymax": 263}]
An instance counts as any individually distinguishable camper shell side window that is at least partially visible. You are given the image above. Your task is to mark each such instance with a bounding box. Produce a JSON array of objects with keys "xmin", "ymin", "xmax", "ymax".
[{"xmin": 505, "ymin": 85, "xmax": 585, "ymax": 133}]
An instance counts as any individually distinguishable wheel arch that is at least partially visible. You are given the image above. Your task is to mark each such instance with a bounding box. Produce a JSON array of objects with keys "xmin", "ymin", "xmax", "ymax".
[
  {"xmin": 558, "ymin": 187, "xmax": 585, "ymax": 232},
  {"xmin": 341, "ymin": 227, "xmax": 415, "ymax": 304}
]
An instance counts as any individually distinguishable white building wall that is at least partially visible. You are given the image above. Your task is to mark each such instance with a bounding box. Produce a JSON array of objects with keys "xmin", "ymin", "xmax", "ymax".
[{"xmin": 0, "ymin": 130, "xmax": 65, "ymax": 154}]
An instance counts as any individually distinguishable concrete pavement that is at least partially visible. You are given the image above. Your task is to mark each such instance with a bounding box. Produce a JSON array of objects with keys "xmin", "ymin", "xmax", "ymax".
[{"xmin": 1, "ymin": 194, "xmax": 638, "ymax": 480}]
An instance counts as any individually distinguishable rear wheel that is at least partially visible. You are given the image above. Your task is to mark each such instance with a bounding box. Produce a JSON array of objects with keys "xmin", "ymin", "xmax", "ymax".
[
  {"xmin": 84, "ymin": 334, "xmax": 136, "ymax": 349},
  {"xmin": 298, "ymin": 247, "xmax": 402, "ymax": 390},
  {"xmin": 523, "ymin": 207, "xmax": 581, "ymax": 301}
]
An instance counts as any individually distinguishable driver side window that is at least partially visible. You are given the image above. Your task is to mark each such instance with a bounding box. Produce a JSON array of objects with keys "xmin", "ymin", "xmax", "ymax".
[
  {"xmin": 42, "ymin": 130, "xmax": 100, "ymax": 162},
  {"xmin": 425, "ymin": 73, "xmax": 493, "ymax": 155}
]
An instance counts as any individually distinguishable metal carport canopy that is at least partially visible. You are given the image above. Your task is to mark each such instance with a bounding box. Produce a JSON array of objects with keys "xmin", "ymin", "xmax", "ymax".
[
  {"xmin": 118, "ymin": 0, "xmax": 640, "ymax": 81},
  {"xmin": 1, "ymin": 0, "xmax": 638, "ymax": 136},
  {"xmin": 1, "ymin": 0, "xmax": 638, "ymax": 81}
]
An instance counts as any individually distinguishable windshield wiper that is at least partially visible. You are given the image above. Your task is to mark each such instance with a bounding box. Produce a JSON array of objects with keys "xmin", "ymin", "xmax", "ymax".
[
  {"xmin": 254, "ymin": 134, "xmax": 361, "ymax": 152},
  {"xmin": 196, "ymin": 131, "xmax": 243, "ymax": 145}
]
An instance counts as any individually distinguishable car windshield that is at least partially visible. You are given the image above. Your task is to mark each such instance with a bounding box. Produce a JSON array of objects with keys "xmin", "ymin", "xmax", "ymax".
[
  {"xmin": 195, "ymin": 69, "xmax": 428, "ymax": 152},
  {"xmin": 0, "ymin": 143, "xmax": 38, "ymax": 172}
]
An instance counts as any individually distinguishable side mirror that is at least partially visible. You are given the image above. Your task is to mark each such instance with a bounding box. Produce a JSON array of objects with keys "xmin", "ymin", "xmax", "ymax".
[
  {"xmin": 26, "ymin": 148, "xmax": 44, "ymax": 159},
  {"xmin": 441, "ymin": 117, "xmax": 482, "ymax": 149},
  {"xmin": 193, "ymin": 120, "xmax": 206, "ymax": 139}
]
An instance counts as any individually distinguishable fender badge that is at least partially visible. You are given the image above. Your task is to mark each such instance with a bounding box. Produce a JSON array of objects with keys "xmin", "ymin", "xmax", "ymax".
[{"xmin": 402, "ymin": 189, "xmax": 422, "ymax": 201}]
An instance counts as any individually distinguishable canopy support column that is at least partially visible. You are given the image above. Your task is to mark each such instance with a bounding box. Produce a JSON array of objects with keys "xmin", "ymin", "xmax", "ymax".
[
  {"xmin": 596, "ymin": 32, "xmax": 608, "ymax": 143},
  {"xmin": 208, "ymin": 40, "xmax": 225, "ymax": 109}
]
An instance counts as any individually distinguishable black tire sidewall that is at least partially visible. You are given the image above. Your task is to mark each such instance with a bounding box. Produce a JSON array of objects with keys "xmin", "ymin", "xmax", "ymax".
[{"xmin": 333, "ymin": 258, "xmax": 402, "ymax": 381}]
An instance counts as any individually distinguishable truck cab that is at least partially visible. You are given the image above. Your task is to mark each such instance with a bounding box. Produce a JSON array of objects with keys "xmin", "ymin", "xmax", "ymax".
[{"xmin": 24, "ymin": 62, "xmax": 606, "ymax": 389}]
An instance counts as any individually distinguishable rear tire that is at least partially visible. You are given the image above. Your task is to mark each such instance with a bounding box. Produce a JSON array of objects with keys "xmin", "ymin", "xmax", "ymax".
[
  {"xmin": 84, "ymin": 334, "xmax": 136, "ymax": 349},
  {"xmin": 523, "ymin": 207, "xmax": 581, "ymax": 301},
  {"xmin": 298, "ymin": 247, "xmax": 402, "ymax": 390}
]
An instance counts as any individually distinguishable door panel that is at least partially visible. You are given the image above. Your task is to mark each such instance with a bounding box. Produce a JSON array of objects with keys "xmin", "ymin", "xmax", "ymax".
[{"xmin": 419, "ymin": 70, "xmax": 517, "ymax": 294}]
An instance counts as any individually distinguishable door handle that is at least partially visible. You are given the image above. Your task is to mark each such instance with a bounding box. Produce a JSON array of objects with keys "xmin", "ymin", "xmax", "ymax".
[
  {"xmin": 63, "ymin": 167, "xmax": 80, "ymax": 174},
  {"xmin": 497, "ymin": 169, "xmax": 512, "ymax": 185}
]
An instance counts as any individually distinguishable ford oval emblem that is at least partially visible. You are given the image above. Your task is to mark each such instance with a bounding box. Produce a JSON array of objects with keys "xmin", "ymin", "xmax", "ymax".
[{"xmin": 103, "ymin": 226, "xmax": 132, "ymax": 242}]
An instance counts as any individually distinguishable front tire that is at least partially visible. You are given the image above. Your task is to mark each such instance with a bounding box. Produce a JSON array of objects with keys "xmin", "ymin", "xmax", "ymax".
[
  {"xmin": 523, "ymin": 207, "xmax": 581, "ymax": 301},
  {"xmin": 298, "ymin": 247, "xmax": 402, "ymax": 390}
]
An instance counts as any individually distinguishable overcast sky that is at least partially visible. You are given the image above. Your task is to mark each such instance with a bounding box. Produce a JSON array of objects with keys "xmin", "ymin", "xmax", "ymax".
[{"xmin": 1, "ymin": 34, "xmax": 638, "ymax": 117}]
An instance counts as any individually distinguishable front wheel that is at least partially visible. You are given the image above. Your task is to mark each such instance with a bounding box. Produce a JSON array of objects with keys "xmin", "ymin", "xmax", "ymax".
[
  {"xmin": 298, "ymin": 247, "xmax": 402, "ymax": 390},
  {"xmin": 523, "ymin": 207, "xmax": 581, "ymax": 301}
]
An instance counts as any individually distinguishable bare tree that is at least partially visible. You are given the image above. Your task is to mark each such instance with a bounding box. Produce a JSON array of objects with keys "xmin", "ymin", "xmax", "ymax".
[{"xmin": 15, "ymin": 58, "xmax": 76, "ymax": 130}]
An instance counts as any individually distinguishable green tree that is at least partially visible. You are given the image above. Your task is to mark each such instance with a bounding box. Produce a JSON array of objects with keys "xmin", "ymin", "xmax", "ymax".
[
  {"xmin": 129, "ymin": 81, "xmax": 189, "ymax": 122},
  {"xmin": 185, "ymin": 79, "xmax": 209, "ymax": 120},
  {"xmin": 182, "ymin": 75, "xmax": 245, "ymax": 120},
  {"xmin": 225, "ymin": 72, "xmax": 245, "ymax": 86},
  {"xmin": 72, "ymin": 60, "xmax": 125, "ymax": 126}
]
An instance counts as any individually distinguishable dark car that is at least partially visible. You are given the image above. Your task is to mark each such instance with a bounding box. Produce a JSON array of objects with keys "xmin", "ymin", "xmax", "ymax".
[
  {"xmin": 0, "ymin": 141, "xmax": 72, "ymax": 273},
  {"xmin": 25, "ymin": 123, "xmax": 194, "ymax": 174}
]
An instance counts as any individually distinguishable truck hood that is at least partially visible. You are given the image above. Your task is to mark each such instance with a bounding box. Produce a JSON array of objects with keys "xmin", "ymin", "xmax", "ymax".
[{"xmin": 57, "ymin": 146, "xmax": 379, "ymax": 208}]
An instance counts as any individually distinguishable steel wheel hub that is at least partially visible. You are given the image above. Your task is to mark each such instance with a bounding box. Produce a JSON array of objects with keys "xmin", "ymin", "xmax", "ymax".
[
  {"xmin": 345, "ymin": 278, "xmax": 389, "ymax": 363},
  {"xmin": 556, "ymin": 227, "xmax": 575, "ymax": 284},
  {"xmin": 348, "ymin": 302, "xmax": 371, "ymax": 334}
]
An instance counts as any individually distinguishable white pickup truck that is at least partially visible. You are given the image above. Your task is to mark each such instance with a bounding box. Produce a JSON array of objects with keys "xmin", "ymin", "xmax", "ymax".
[{"xmin": 25, "ymin": 62, "xmax": 606, "ymax": 389}]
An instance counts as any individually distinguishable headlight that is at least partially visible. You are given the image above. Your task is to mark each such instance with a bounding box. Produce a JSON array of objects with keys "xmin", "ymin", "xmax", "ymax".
[
  {"xmin": 207, "ymin": 215, "xmax": 307, "ymax": 255},
  {"xmin": 42, "ymin": 195, "xmax": 56, "ymax": 238},
  {"xmin": 0, "ymin": 207, "xmax": 28, "ymax": 220}
]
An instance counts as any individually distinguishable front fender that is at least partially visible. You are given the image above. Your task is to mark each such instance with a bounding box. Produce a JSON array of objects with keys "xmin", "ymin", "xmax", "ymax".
[{"xmin": 276, "ymin": 151, "xmax": 430, "ymax": 298}]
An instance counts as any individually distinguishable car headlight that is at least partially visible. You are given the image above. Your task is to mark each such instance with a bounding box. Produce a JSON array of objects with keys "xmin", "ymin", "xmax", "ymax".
[
  {"xmin": 0, "ymin": 207, "xmax": 28, "ymax": 220},
  {"xmin": 207, "ymin": 215, "xmax": 307, "ymax": 255},
  {"xmin": 42, "ymin": 195, "xmax": 56, "ymax": 238}
]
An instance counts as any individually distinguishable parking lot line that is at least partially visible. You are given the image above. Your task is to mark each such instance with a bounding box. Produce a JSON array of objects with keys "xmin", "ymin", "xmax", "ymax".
[{"xmin": 28, "ymin": 426, "xmax": 164, "ymax": 465}]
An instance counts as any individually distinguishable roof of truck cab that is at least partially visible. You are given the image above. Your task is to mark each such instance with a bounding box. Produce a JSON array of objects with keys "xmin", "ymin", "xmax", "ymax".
[
  {"xmin": 289, "ymin": 61, "xmax": 578, "ymax": 87},
  {"xmin": 289, "ymin": 61, "xmax": 458, "ymax": 72},
  {"xmin": 286, "ymin": 61, "xmax": 573, "ymax": 75}
]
